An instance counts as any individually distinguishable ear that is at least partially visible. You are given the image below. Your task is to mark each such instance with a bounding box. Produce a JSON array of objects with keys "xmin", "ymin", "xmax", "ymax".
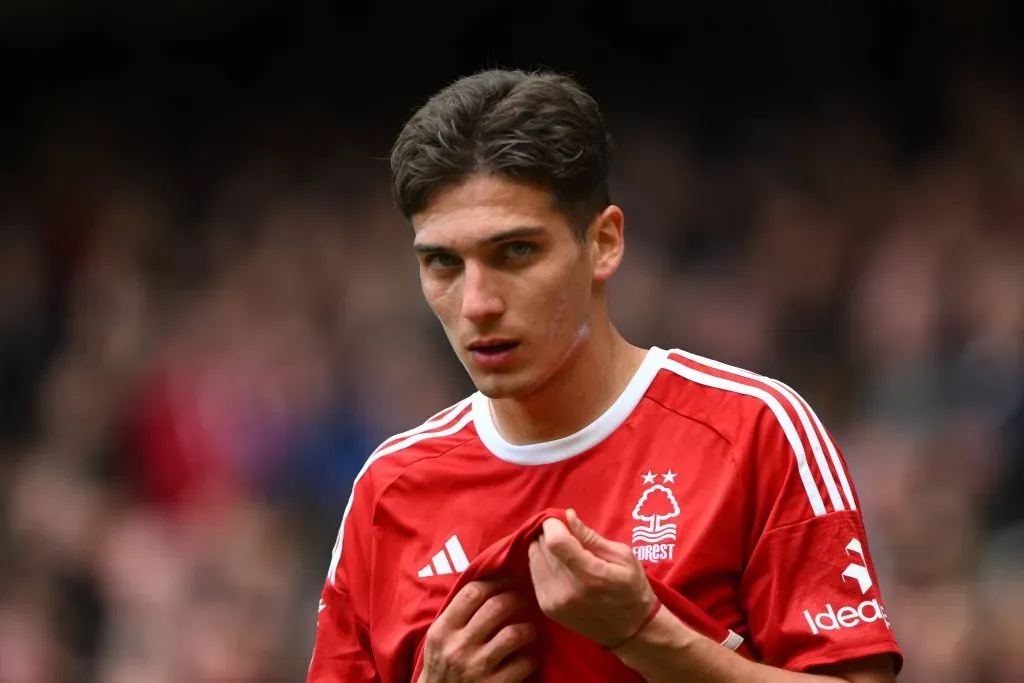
[{"xmin": 590, "ymin": 205, "xmax": 625, "ymax": 282}]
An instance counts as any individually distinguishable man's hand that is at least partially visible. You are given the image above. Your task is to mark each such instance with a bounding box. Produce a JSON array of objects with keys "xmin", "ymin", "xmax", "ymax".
[
  {"xmin": 528, "ymin": 509, "xmax": 657, "ymax": 649},
  {"xmin": 418, "ymin": 579, "xmax": 536, "ymax": 683}
]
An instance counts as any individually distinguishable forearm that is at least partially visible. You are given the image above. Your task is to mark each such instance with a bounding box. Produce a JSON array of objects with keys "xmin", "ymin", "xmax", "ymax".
[{"xmin": 613, "ymin": 607, "xmax": 886, "ymax": 683}]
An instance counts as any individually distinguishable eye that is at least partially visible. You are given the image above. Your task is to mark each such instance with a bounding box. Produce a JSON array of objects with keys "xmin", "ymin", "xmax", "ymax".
[
  {"xmin": 424, "ymin": 252, "xmax": 462, "ymax": 270},
  {"xmin": 504, "ymin": 242, "xmax": 537, "ymax": 259}
]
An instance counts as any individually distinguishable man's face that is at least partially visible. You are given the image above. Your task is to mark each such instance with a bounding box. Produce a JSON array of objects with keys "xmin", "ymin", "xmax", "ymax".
[{"xmin": 411, "ymin": 175, "xmax": 611, "ymax": 399}]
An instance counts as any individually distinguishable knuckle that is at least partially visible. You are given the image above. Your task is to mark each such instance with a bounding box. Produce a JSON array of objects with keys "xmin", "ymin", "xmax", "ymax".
[
  {"xmin": 440, "ymin": 641, "xmax": 463, "ymax": 665},
  {"xmin": 423, "ymin": 625, "xmax": 443, "ymax": 650},
  {"xmin": 464, "ymin": 659, "xmax": 487, "ymax": 679},
  {"xmin": 461, "ymin": 582, "xmax": 482, "ymax": 604},
  {"xmin": 479, "ymin": 593, "xmax": 502, "ymax": 616},
  {"xmin": 486, "ymin": 592, "xmax": 515, "ymax": 615},
  {"xmin": 511, "ymin": 622, "xmax": 536, "ymax": 644},
  {"xmin": 493, "ymin": 624, "xmax": 520, "ymax": 649},
  {"xmin": 428, "ymin": 629, "xmax": 465, "ymax": 666}
]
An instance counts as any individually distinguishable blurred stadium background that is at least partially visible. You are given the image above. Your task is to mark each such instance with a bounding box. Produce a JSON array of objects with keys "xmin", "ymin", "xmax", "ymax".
[{"xmin": 1, "ymin": 2, "xmax": 1022, "ymax": 681}]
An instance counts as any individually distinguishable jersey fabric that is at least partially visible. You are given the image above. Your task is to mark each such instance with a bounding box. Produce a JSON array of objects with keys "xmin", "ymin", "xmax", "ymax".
[
  {"xmin": 407, "ymin": 508, "xmax": 752, "ymax": 682},
  {"xmin": 308, "ymin": 347, "xmax": 903, "ymax": 681}
]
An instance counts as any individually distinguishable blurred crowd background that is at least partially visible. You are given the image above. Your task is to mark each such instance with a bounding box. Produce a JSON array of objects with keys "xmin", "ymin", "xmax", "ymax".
[{"xmin": 1, "ymin": 2, "xmax": 1022, "ymax": 682}]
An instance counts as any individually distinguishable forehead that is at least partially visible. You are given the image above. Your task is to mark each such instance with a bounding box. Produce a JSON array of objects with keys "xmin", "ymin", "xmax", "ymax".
[{"xmin": 412, "ymin": 176, "xmax": 566, "ymax": 247}]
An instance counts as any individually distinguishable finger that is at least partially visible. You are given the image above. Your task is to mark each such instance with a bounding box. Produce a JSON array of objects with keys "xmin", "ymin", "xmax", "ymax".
[
  {"xmin": 566, "ymin": 508, "xmax": 599, "ymax": 546},
  {"xmin": 566, "ymin": 509, "xmax": 629, "ymax": 562},
  {"xmin": 538, "ymin": 531, "xmax": 571, "ymax": 576},
  {"xmin": 540, "ymin": 517, "xmax": 600, "ymax": 576},
  {"xmin": 528, "ymin": 538, "xmax": 563, "ymax": 601},
  {"xmin": 435, "ymin": 580, "xmax": 504, "ymax": 631},
  {"xmin": 493, "ymin": 655, "xmax": 535, "ymax": 683},
  {"xmin": 477, "ymin": 622, "xmax": 536, "ymax": 671},
  {"xmin": 528, "ymin": 539, "xmax": 554, "ymax": 579},
  {"xmin": 463, "ymin": 591, "xmax": 527, "ymax": 644}
]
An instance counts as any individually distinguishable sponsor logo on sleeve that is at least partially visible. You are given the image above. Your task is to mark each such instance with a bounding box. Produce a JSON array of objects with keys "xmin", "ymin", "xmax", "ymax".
[{"xmin": 803, "ymin": 537, "xmax": 892, "ymax": 634}]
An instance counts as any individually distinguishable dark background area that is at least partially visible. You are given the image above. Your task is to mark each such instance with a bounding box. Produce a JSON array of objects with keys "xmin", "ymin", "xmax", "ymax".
[{"xmin": 3, "ymin": 2, "xmax": 1020, "ymax": 152}]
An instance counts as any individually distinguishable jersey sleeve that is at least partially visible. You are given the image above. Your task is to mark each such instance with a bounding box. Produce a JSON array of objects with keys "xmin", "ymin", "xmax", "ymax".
[
  {"xmin": 737, "ymin": 388, "xmax": 903, "ymax": 674},
  {"xmin": 308, "ymin": 469, "xmax": 379, "ymax": 682}
]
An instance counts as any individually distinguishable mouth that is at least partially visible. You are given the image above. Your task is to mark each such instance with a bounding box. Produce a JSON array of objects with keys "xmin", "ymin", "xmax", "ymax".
[
  {"xmin": 468, "ymin": 340, "xmax": 519, "ymax": 354},
  {"xmin": 466, "ymin": 340, "xmax": 520, "ymax": 368}
]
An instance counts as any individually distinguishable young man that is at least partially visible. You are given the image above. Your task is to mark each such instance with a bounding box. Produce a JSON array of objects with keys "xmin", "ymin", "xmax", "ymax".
[{"xmin": 308, "ymin": 69, "xmax": 903, "ymax": 682}]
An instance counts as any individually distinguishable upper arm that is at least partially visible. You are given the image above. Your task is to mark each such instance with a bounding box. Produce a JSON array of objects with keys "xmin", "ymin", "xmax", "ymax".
[
  {"xmin": 735, "ymin": 384, "xmax": 903, "ymax": 675},
  {"xmin": 309, "ymin": 582, "xmax": 379, "ymax": 682},
  {"xmin": 812, "ymin": 653, "xmax": 897, "ymax": 682},
  {"xmin": 308, "ymin": 470, "xmax": 380, "ymax": 682}
]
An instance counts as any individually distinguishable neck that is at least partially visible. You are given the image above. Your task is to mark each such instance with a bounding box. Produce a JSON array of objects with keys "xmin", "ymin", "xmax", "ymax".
[{"xmin": 487, "ymin": 324, "xmax": 648, "ymax": 445}]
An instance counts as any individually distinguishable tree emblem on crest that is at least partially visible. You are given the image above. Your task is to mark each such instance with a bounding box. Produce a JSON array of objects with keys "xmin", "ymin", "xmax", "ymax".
[{"xmin": 631, "ymin": 484, "xmax": 680, "ymax": 544}]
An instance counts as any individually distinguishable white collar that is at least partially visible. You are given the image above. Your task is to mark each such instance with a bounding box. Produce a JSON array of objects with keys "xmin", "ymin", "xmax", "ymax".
[{"xmin": 472, "ymin": 346, "xmax": 668, "ymax": 465}]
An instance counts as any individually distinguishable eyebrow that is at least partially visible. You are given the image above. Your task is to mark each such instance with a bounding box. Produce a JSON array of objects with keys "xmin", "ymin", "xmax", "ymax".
[{"xmin": 413, "ymin": 225, "xmax": 547, "ymax": 254}]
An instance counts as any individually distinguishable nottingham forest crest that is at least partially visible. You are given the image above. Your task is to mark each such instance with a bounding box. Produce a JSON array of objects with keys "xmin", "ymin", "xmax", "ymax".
[{"xmin": 631, "ymin": 469, "xmax": 680, "ymax": 563}]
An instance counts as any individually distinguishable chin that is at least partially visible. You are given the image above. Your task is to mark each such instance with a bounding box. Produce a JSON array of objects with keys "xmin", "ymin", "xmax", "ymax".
[{"xmin": 469, "ymin": 372, "xmax": 538, "ymax": 400}]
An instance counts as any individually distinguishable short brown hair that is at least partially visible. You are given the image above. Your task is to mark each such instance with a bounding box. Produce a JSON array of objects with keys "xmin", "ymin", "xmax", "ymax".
[{"xmin": 389, "ymin": 69, "xmax": 612, "ymax": 237}]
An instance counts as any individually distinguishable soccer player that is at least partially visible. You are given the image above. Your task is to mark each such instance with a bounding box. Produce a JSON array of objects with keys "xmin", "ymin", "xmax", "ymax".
[{"xmin": 308, "ymin": 69, "xmax": 903, "ymax": 682}]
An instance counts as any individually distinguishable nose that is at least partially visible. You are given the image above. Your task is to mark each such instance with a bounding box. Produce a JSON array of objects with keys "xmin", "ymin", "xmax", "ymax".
[{"xmin": 460, "ymin": 261, "xmax": 505, "ymax": 324}]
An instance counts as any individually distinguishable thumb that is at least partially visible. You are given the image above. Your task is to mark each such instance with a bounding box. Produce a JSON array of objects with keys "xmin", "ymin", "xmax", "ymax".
[{"xmin": 566, "ymin": 509, "xmax": 622, "ymax": 560}]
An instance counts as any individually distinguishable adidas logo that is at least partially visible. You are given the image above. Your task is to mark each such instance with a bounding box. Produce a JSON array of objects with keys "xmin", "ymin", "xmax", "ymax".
[{"xmin": 417, "ymin": 535, "xmax": 469, "ymax": 577}]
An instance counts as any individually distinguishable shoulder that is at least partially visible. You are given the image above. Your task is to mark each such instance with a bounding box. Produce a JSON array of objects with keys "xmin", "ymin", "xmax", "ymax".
[
  {"xmin": 655, "ymin": 347, "xmax": 856, "ymax": 519},
  {"xmin": 355, "ymin": 395, "xmax": 477, "ymax": 491},
  {"xmin": 651, "ymin": 348, "xmax": 815, "ymax": 439}
]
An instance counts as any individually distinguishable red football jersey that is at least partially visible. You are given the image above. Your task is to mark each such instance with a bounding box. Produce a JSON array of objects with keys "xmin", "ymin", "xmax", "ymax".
[
  {"xmin": 406, "ymin": 507, "xmax": 755, "ymax": 681},
  {"xmin": 308, "ymin": 347, "xmax": 903, "ymax": 681}
]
